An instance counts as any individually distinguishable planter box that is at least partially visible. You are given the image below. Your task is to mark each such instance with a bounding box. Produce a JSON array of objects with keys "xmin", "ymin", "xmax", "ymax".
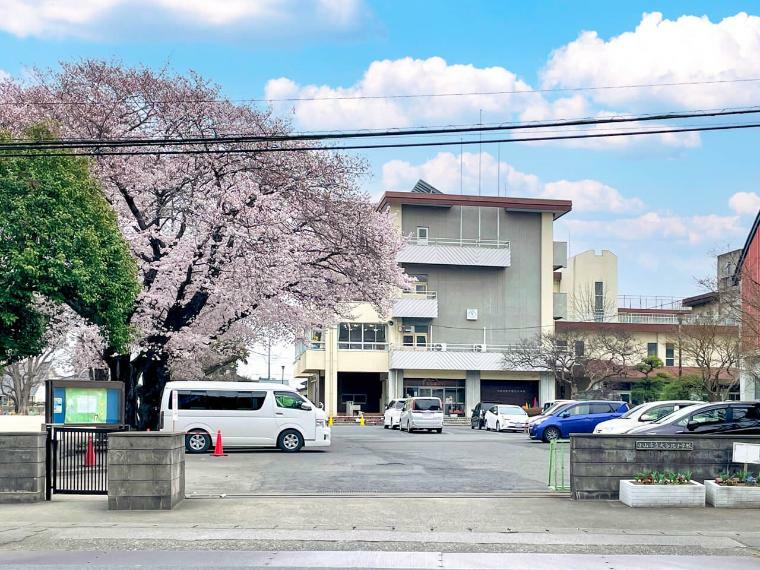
[
  {"xmin": 705, "ymin": 480, "xmax": 760, "ymax": 508},
  {"xmin": 619, "ymin": 480, "xmax": 705, "ymax": 508}
]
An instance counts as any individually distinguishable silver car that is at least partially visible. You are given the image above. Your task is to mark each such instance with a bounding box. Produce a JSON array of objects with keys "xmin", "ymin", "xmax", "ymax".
[{"xmin": 399, "ymin": 397, "xmax": 444, "ymax": 433}]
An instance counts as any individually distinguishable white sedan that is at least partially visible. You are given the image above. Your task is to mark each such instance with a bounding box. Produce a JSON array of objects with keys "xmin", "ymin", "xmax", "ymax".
[
  {"xmin": 383, "ymin": 398, "xmax": 406, "ymax": 429},
  {"xmin": 484, "ymin": 405, "xmax": 529, "ymax": 432},
  {"xmin": 593, "ymin": 400, "xmax": 703, "ymax": 434}
]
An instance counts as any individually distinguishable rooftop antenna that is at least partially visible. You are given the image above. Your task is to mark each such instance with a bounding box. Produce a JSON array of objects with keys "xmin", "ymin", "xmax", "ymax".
[
  {"xmin": 496, "ymin": 142, "xmax": 501, "ymax": 197},
  {"xmin": 478, "ymin": 109, "xmax": 483, "ymax": 196},
  {"xmin": 460, "ymin": 138, "xmax": 463, "ymax": 194}
]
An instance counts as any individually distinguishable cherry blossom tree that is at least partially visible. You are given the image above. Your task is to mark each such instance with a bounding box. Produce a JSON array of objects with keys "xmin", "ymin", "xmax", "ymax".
[{"xmin": 0, "ymin": 61, "xmax": 405, "ymax": 427}]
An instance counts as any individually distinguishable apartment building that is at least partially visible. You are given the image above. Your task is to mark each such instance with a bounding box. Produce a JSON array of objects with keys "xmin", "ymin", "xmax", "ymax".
[
  {"xmin": 555, "ymin": 249, "xmax": 741, "ymax": 402},
  {"xmin": 294, "ymin": 181, "xmax": 571, "ymax": 417}
]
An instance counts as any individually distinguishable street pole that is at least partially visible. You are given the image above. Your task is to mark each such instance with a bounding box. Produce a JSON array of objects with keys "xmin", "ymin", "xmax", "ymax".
[
  {"xmin": 281, "ymin": 365, "xmax": 285, "ymax": 384},
  {"xmin": 677, "ymin": 315, "xmax": 683, "ymax": 377},
  {"xmin": 267, "ymin": 339, "xmax": 271, "ymax": 382}
]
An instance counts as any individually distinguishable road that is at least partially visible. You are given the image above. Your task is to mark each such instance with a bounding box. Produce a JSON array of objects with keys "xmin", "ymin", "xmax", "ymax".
[{"xmin": 184, "ymin": 425, "xmax": 566, "ymax": 495}]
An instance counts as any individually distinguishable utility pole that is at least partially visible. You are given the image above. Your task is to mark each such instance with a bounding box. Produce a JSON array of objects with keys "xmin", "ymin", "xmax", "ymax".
[
  {"xmin": 267, "ymin": 339, "xmax": 271, "ymax": 382},
  {"xmin": 677, "ymin": 314, "xmax": 683, "ymax": 377},
  {"xmin": 281, "ymin": 365, "xmax": 285, "ymax": 384}
]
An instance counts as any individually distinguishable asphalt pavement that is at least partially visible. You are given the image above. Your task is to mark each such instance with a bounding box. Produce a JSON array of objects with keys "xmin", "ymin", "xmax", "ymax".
[{"xmin": 184, "ymin": 425, "xmax": 563, "ymax": 496}]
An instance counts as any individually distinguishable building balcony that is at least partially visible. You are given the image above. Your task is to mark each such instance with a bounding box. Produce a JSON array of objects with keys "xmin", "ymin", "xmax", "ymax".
[
  {"xmin": 397, "ymin": 237, "xmax": 511, "ymax": 268},
  {"xmin": 392, "ymin": 291, "xmax": 439, "ymax": 318},
  {"xmin": 293, "ymin": 341, "xmax": 325, "ymax": 376},
  {"xmin": 553, "ymin": 241, "xmax": 568, "ymax": 270},
  {"xmin": 388, "ymin": 343, "xmax": 538, "ymax": 372},
  {"xmin": 618, "ymin": 312, "xmax": 738, "ymax": 326}
]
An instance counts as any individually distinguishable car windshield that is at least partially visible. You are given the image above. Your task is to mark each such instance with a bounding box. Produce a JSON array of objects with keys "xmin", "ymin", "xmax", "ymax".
[
  {"xmin": 652, "ymin": 405, "xmax": 699, "ymax": 424},
  {"xmin": 620, "ymin": 403, "xmax": 647, "ymax": 419},
  {"xmin": 394, "ymin": 400, "xmax": 405, "ymax": 409},
  {"xmin": 498, "ymin": 405, "xmax": 526, "ymax": 415},
  {"xmin": 547, "ymin": 402, "xmax": 574, "ymax": 416},
  {"xmin": 413, "ymin": 398, "xmax": 441, "ymax": 411}
]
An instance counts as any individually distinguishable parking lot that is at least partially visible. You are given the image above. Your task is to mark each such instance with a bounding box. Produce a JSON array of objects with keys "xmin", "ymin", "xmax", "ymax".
[{"xmin": 185, "ymin": 425, "xmax": 568, "ymax": 496}]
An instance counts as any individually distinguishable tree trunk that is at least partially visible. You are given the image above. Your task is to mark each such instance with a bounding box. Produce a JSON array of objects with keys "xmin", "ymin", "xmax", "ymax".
[{"xmin": 106, "ymin": 350, "xmax": 171, "ymax": 430}]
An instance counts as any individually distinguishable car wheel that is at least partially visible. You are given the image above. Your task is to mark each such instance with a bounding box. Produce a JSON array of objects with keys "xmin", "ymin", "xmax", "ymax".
[
  {"xmin": 435, "ymin": 428, "xmax": 442, "ymax": 434},
  {"xmin": 278, "ymin": 429, "xmax": 304, "ymax": 452},
  {"xmin": 384, "ymin": 422, "xmax": 389, "ymax": 429},
  {"xmin": 470, "ymin": 423, "xmax": 475, "ymax": 429},
  {"xmin": 478, "ymin": 421, "xmax": 483, "ymax": 430},
  {"xmin": 542, "ymin": 426, "xmax": 561, "ymax": 443},
  {"xmin": 496, "ymin": 422, "xmax": 500, "ymax": 432},
  {"xmin": 408, "ymin": 424, "xmax": 414, "ymax": 433},
  {"xmin": 185, "ymin": 431, "xmax": 211, "ymax": 454}
]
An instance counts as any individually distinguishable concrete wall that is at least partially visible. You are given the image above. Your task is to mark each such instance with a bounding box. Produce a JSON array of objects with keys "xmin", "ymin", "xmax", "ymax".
[
  {"xmin": 570, "ymin": 434, "xmax": 760, "ymax": 500},
  {"xmin": 560, "ymin": 249, "xmax": 618, "ymax": 321},
  {"xmin": 0, "ymin": 416, "xmax": 45, "ymax": 433},
  {"xmin": 108, "ymin": 432, "xmax": 185, "ymax": 510},
  {"xmin": 402, "ymin": 207, "xmax": 543, "ymax": 346},
  {"xmin": 0, "ymin": 432, "xmax": 46, "ymax": 503}
]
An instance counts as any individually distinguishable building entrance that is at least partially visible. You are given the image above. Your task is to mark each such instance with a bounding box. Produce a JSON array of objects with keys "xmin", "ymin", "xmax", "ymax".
[{"xmin": 403, "ymin": 379, "xmax": 465, "ymax": 417}]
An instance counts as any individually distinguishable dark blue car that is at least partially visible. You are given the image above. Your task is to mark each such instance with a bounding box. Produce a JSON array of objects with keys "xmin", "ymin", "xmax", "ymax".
[{"xmin": 529, "ymin": 400, "xmax": 628, "ymax": 442}]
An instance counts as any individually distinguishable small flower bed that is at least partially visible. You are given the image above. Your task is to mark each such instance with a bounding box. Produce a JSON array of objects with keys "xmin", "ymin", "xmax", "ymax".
[
  {"xmin": 633, "ymin": 470, "xmax": 692, "ymax": 485},
  {"xmin": 714, "ymin": 470, "xmax": 759, "ymax": 487}
]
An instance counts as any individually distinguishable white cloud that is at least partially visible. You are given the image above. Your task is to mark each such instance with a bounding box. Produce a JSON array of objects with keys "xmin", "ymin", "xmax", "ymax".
[
  {"xmin": 564, "ymin": 212, "xmax": 744, "ymax": 245},
  {"xmin": 267, "ymin": 56, "xmax": 543, "ymax": 130},
  {"xmin": 729, "ymin": 191, "xmax": 760, "ymax": 215},
  {"xmin": 268, "ymin": 56, "xmax": 698, "ymax": 150},
  {"xmin": 542, "ymin": 12, "xmax": 760, "ymax": 109},
  {"xmin": 381, "ymin": 151, "xmax": 643, "ymax": 214},
  {"xmin": 540, "ymin": 180, "xmax": 644, "ymax": 213},
  {"xmin": 0, "ymin": 0, "xmax": 368, "ymax": 39}
]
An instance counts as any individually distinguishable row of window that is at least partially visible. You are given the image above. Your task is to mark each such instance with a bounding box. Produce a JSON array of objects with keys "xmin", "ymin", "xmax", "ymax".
[
  {"xmin": 648, "ymin": 342, "xmax": 676, "ymax": 366},
  {"xmin": 171, "ymin": 390, "xmax": 306, "ymax": 411},
  {"xmin": 338, "ymin": 322, "xmax": 388, "ymax": 350}
]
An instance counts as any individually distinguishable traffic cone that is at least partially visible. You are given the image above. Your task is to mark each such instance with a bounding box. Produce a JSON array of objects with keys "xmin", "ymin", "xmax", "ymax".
[
  {"xmin": 212, "ymin": 430, "xmax": 226, "ymax": 457},
  {"xmin": 359, "ymin": 414, "xmax": 366, "ymax": 427},
  {"xmin": 328, "ymin": 416, "xmax": 334, "ymax": 427},
  {"xmin": 84, "ymin": 435, "xmax": 96, "ymax": 467}
]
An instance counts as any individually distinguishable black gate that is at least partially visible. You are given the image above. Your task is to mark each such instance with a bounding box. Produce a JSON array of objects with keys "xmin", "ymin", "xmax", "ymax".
[{"xmin": 46, "ymin": 426, "xmax": 126, "ymax": 498}]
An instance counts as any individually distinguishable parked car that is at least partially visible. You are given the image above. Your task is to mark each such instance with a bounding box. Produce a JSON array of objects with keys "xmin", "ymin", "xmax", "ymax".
[
  {"xmin": 400, "ymin": 397, "xmax": 444, "ymax": 433},
  {"xmin": 470, "ymin": 402, "xmax": 498, "ymax": 430},
  {"xmin": 541, "ymin": 399, "xmax": 574, "ymax": 413},
  {"xmin": 529, "ymin": 400, "xmax": 628, "ymax": 442},
  {"xmin": 593, "ymin": 400, "xmax": 702, "ymax": 434},
  {"xmin": 383, "ymin": 398, "xmax": 406, "ymax": 429},
  {"xmin": 159, "ymin": 381, "xmax": 330, "ymax": 453},
  {"xmin": 527, "ymin": 400, "xmax": 577, "ymax": 429},
  {"xmin": 484, "ymin": 404, "xmax": 529, "ymax": 432},
  {"xmin": 626, "ymin": 402, "xmax": 760, "ymax": 435}
]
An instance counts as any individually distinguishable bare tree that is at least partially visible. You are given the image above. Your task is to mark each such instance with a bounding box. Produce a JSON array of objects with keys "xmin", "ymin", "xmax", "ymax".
[
  {"xmin": 675, "ymin": 315, "xmax": 740, "ymax": 401},
  {"xmin": 503, "ymin": 329, "xmax": 641, "ymax": 398},
  {"xmin": 568, "ymin": 283, "xmax": 617, "ymax": 323},
  {"xmin": 1, "ymin": 354, "xmax": 55, "ymax": 414}
]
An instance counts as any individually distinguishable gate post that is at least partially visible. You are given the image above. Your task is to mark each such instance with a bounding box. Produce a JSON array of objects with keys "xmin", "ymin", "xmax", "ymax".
[
  {"xmin": 0, "ymin": 431, "xmax": 47, "ymax": 503},
  {"xmin": 107, "ymin": 432, "xmax": 185, "ymax": 510}
]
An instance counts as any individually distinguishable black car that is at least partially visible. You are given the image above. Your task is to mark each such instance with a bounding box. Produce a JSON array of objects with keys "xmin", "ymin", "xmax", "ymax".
[
  {"xmin": 627, "ymin": 401, "xmax": 760, "ymax": 435},
  {"xmin": 470, "ymin": 402, "xmax": 498, "ymax": 429}
]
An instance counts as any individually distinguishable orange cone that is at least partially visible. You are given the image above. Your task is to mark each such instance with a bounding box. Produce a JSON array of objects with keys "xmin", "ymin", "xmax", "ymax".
[
  {"xmin": 212, "ymin": 430, "xmax": 226, "ymax": 457},
  {"xmin": 84, "ymin": 435, "xmax": 96, "ymax": 467}
]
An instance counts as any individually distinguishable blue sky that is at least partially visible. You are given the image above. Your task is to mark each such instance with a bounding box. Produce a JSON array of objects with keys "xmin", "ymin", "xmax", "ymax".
[{"xmin": 2, "ymin": 0, "xmax": 760, "ymax": 306}]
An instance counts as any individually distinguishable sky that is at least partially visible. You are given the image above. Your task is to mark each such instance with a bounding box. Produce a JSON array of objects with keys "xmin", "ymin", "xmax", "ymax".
[{"xmin": 3, "ymin": 0, "xmax": 760, "ymax": 380}]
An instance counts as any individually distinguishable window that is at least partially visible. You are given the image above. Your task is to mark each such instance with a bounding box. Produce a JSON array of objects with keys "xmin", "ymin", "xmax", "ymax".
[
  {"xmin": 594, "ymin": 281, "xmax": 604, "ymax": 322},
  {"xmin": 647, "ymin": 343, "xmax": 658, "ymax": 357},
  {"xmin": 590, "ymin": 403, "xmax": 614, "ymax": 414},
  {"xmin": 416, "ymin": 226, "xmax": 429, "ymax": 244},
  {"xmin": 341, "ymin": 393, "xmax": 367, "ymax": 404},
  {"xmin": 402, "ymin": 324, "xmax": 429, "ymax": 347},
  {"xmin": 566, "ymin": 404, "xmax": 591, "ymax": 416},
  {"xmin": 275, "ymin": 391, "xmax": 308, "ymax": 409},
  {"xmin": 338, "ymin": 323, "xmax": 387, "ymax": 350},
  {"xmin": 413, "ymin": 398, "xmax": 441, "ymax": 411},
  {"xmin": 679, "ymin": 406, "xmax": 728, "ymax": 427},
  {"xmin": 645, "ymin": 405, "xmax": 676, "ymax": 421},
  {"xmin": 410, "ymin": 274, "xmax": 428, "ymax": 293},
  {"xmin": 175, "ymin": 390, "xmax": 266, "ymax": 411},
  {"xmin": 665, "ymin": 343, "xmax": 675, "ymax": 367},
  {"xmin": 556, "ymin": 340, "xmax": 568, "ymax": 352},
  {"xmin": 574, "ymin": 341, "xmax": 585, "ymax": 357}
]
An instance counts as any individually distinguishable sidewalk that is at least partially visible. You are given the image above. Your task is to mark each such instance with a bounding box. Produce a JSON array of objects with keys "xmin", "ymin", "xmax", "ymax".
[{"xmin": 0, "ymin": 495, "xmax": 758, "ymax": 559}]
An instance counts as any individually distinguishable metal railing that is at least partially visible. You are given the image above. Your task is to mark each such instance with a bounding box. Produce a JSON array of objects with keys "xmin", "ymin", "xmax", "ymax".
[
  {"xmin": 618, "ymin": 295, "xmax": 685, "ymax": 311},
  {"xmin": 548, "ymin": 439, "xmax": 571, "ymax": 492},
  {"xmin": 399, "ymin": 290, "xmax": 438, "ymax": 300},
  {"xmin": 412, "ymin": 237, "xmax": 510, "ymax": 249},
  {"xmin": 390, "ymin": 343, "xmax": 524, "ymax": 353},
  {"xmin": 338, "ymin": 342, "xmax": 389, "ymax": 351},
  {"xmin": 618, "ymin": 312, "xmax": 738, "ymax": 326}
]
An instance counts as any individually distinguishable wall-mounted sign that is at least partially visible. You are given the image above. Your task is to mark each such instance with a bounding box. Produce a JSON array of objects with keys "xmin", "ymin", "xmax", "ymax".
[
  {"xmin": 733, "ymin": 442, "xmax": 760, "ymax": 464},
  {"xmin": 635, "ymin": 441, "xmax": 694, "ymax": 451},
  {"xmin": 466, "ymin": 308, "xmax": 478, "ymax": 321},
  {"xmin": 45, "ymin": 379, "xmax": 125, "ymax": 426}
]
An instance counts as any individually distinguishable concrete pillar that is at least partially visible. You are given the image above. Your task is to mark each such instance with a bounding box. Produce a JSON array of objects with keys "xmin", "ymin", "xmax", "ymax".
[
  {"xmin": 108, "ymin": 432, "xmax": 185, "ymax": 510},
  {"xmin": 465, "ymin": 370, "xmax": 480, "ymax": 418},
  {"xmin": 0, "ymin": 432, "xmax": 46, "ymax": 503},
  {"xmin": 324, "ymin": 325, "xmax": 338, "ymax": 416},
  {"xmin": 539, "ymin": 372, "xmax": 556, "ymax": 407}
]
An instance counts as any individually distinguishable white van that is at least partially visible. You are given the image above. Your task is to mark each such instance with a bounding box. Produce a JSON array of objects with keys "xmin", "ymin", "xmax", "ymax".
[
  {"xmin": 399, "ymin": 397, "xmax": 444, "ymax": 433},
  {"xmin": 159, "ymin": 381, "xmax": 331, "ymax": 453}
]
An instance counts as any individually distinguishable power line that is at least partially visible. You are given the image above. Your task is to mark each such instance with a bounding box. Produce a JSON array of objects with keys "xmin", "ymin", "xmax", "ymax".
[
  {"xmin": 3, "ymin": 107, "xmax": 760, "ymax": 151},
  {"xmin": 4, "ymin": 120, "xmax": 760, "ymax": 158},
  {"xmin": 9, "ymin": 76, "xmax": 760, "ymax": 105}
]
